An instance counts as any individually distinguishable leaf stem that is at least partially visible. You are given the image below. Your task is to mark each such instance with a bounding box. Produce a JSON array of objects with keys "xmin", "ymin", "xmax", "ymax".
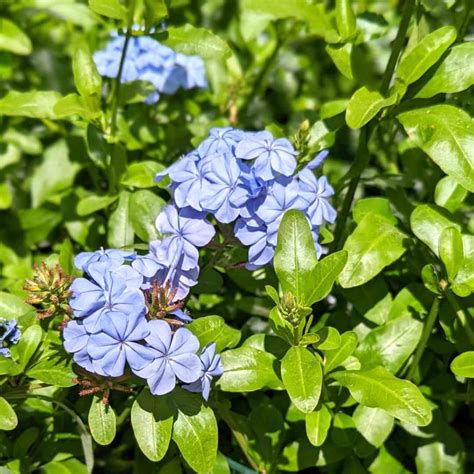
[
  {"xmin": 380, "ymin": 0, "xmax": 416, "ymax": 95},
  {"xmin": 110, "ymin": 28, "xmax": 132, "ymax": 137},
  {"xmin": 407, "ymin": 296, "xmax": 440, "ymax": 382}
]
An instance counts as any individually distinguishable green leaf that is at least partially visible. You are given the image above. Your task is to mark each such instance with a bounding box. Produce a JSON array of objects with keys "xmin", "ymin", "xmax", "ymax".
[
  {"xmin": 274, "ymin": 210, "xmax": 318, "ymax": 304},
  {"xmin": 398, "ymin": 105, "xmax": 474, "ymax": 192},
  {"xmin": 54, "ymin": 93, "xmax": 96, "ymax": 119},
  {"xmin": 72, "ymin": 42, "xmax": 102, "ymax": 98},
  {"xmin": 144, "ymin": 0, "xmax": 168, "ymax": 25},
  {"xmin": 439, "ymin": 227, "xmax": 464, "ymax": 281},
  {"xmin": 305, "ymin": 404, "xmax": 332, "ymax": 447},
  {"xmin": 27, "ymin": 358, "xmax": 75, "ymax": 387},
  {"xmin": 304, "ymin": 251, "xmax": 347, "ymax": 306},
  {"xmin": 218, "ymin": 345, "xmax": 282, "ymax": 392},
  {"xmin": 0, "ymin": 292, "xmax": 35, "ymax": 320},
  {"xmin": 164, "ymin": 24, "xmax": 232, "ymax": 61},
  {"xmin": 121, "ymin": 161, "xmax": 163, "ymax": 188},
  {"xmin": 281, "ymin": 346, "xmax": 322, "ymax": 413},
  {"xmin": 326, "ymin": 43, "xmax": 353, "ymax": 80},
  {"xmin": 0, "ymin": 396, "xmax": 18, "ymax": 431},
  {"xmin": 355, "ymin": 314, "xmax": 423, "ymax": 373},
  {"xmin": 58, "ymin": 239, "xmax": 75, "ymax": 274},
  {"xmin": 453, "ymin": 235, "xmax": 474, "ymax": 294},
  {"xmin": 332, "ymin": 367, "xmax": 432, "ymax": 426},
  {"xmin": 17, "ymin": 325, "xmax": 43, "ymax": 370},
  {"xmin": 396, "ymin": 26, "xmax": 457, "ymax": 87},
  {"xmin": 346, "ymin": 87, "xmax": 396, "ymax": 129},
  {"xmin": 352, "ymin": 406, "xmax": 394, "ymax": 448},
  {"xmin": 335, "ymin": 0, "xmax": 356, "ymax": 40},
  {"xmin": 0, "ymin": 183, "xmax": 12, "ymax": 210},
  {"xmin": 353, "ymin": 197, "xmax": 397, "ymax": 225},
  {"xmin": 0, "ymin": 18, "xmax": 32, "ymax": 55},
  {"xmin": 450, "ymin": 351, "xmax": 474, "ymax": 378},
  {"xmin": 88, "ymin": 396, "xmax": 116, "ymax": 446},
  {"xmin": 108, "ymin": 191, "xmax": 134, "ymax": 248},
  {"xmin": 324, "ymin": 331, "xmax": 358, "ymax": 373},
  {"xmin": 410, "ymin": 204, "xmax": 460, "ymax": 256},
  {"xmin": 339, "ymin": 213, "xmax": 407, "ymax": 288},
  {"xmin": 187, "ymin": 315, "xmax": 241, "ymax": 352},
  {"xmin": 434, "ymin": 176, "xmax": 468, "ymax": 213},
  {"xmin": 171, "ymin": 389, "xmax": 218, "ymax": 474},
  {"xmin": 315, "ymin": 327, "xmax": 341, "ymax": 350},
  {"xmin": 131, "ymin": 389, "xmax": 173, "ymax": 462},
  {"xmin": 88, "ymin": 0, "xmax": 126, "ymax": 20},
  {"xmin": 130, "ymin": 190, "xmax": 165, "ymax": 242},
  {"xmin": 77, "ymin": 195, "xmax": 118, "ymax": 216},
  {"xmin": 417, "ymin": 42, "xmax": 474, "ymax": 98},
  {"xmin": 0, "ymin": 90, "xmax": 61, "ymax": 119},
  {"xmin": 31, "ymin": 140, "xmax": 80, "ymax": 208}
]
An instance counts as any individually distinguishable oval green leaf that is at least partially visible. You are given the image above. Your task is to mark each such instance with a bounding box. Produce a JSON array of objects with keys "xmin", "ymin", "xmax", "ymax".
[
  {"xmin": 305, "ymin": 404, "xmax": 332, "ymax": 447},
  {"xmin": 0, "ymin": 396, "xmax": 18, "ymax": 431},
  {"xmin": 88, "ymin": 396, "xmax": 116, "ymax": 446},
  {"xmin": 332, "ymin": 367, "xmax": 432, "ymax": 426},
  {"xmin": 131, "ymin": 389, "xmax": 174, "ymax": 462},
  {"xmin": 281, "ymin": 346, "xmax": 322, "ymax": 413},
  {"xmin": 450, "ymin": 351, "xmax": 474, "ymax": 378},
  {"xmin": 398, "ymin": 105, "xmax": 474, "ymax": 192}
]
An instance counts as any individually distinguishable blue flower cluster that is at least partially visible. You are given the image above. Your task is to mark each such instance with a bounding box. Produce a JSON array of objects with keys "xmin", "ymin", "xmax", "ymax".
[
  {"xmin": 156, "ymin": 128, "xmax": 336, "ymax": 268},
  {"xmin": 93, "ymin": 33, "xmax": 207, "ymax": 104},
  {"xmin": 63, "ymin": 245, "xmax": 222, "ymax": 399},
  {"xmin": 0, "ymin": 318, "xmax": 21, "ymax": 358}
]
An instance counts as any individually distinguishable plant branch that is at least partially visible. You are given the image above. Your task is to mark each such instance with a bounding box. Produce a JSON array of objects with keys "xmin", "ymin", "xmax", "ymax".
[
  {"xmin": 380, "ymin": 0, "xmax": 416, "ymax": 95},
  {"xmin": 110, "ymin": 28, "xmax": 132, "ymax": 137},
  {"xmin": 407, "ymin": 296, "xmax": 440, "ymax": 381}
]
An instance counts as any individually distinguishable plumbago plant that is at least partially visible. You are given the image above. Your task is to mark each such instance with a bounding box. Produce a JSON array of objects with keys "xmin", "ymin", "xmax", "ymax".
[{"xmin": 0, "ymin": 0, "xmax": 474, "ymax": 472}]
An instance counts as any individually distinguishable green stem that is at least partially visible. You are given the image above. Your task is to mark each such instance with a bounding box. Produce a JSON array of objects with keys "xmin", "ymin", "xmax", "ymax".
[
  {"xmin": 407, "ymin": 297, "xmax": 440, "ymax": 381},
  {"xmin": 332, "ymin": 127, "xmax": 370, "ymax": 250},
  {"xmin": 331, "ymin": 0, "xmax": 415, "ymax": 250},
  {"xmin": 110, "ymin": 28, "xmax": 132, "ymax": 137},
  {"xmin": 446, "ymin": 290, "xmax": 474, "ymax": 346},
  {"xmin": 380, "ymin": 0, "xmax": 416, "ymax": 95}
]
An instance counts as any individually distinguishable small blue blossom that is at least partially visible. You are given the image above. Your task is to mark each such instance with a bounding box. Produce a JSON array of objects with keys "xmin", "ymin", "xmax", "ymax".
[
  {"xmin": 235, "ymin": 131, "xmax": 297, "ymax": 181},
  {"xmin": 183, "ymin": 343, "xmax": 223, "ymax": 400},
  {"xmin": 88, "ymin": 312, "xmax": 153, "ymax": 377},
  {"xmin": 69, "ymin": 261, "xmax": 146, "ymax": 333},
  {"xmin": 74, "ymin": 248, "xmax": 136, "ymax": 273},
  {"xmin": 0, "ymin": 318, "xmax": 21, "ymax": 358},
  {"xmin": 135, "ymin": 320, "xmax": 201, "ymax": 395},
  {"xmin": 305, "ymin": 150, "xmax": 329, "ymax": 170},
  {"xmin": 200, "ymin": 154, "xmax": 249, "ymax": 223},
  {"xmin": 155, "ymin": 205, "xmax": 215, "ymax": 271},
  {"xmin": 298, "ymin": 170, "xmax": 337, "ymax": 226},
  {"xmin": 197, "ymin": 127, "xmax": 245, "ymax": 157},
  {"xmin": 93, "ymin": 34, "xmax": 207, "ymax": 104}
]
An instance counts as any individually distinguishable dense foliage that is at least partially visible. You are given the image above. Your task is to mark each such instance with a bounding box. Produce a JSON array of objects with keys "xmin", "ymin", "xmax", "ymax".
[{"xmin": 0, "ymin": 0, "xmax": 473, "ymax": 473}]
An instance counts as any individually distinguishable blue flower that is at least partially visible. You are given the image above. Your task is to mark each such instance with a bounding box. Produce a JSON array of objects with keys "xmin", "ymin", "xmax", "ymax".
[
  {"xmin": 74, "ymin": 248, "xmax": 136, "ymax": 273},
  {"xmin": 88, "ymin": 312, "xmax": 153, "ymax": 377},
  {"xmin": 255, "ymin": 178, "xmax": 307, "ymax": 245},
  {"xmin": 134, "ymin": 320, "xmax": 201, "ymax": 395},
  {"xmin": 235, "ymin": 131, "xmax": 297, "ymax": 181},
  {"xmin": 132, "ymin": 240, "xmax": 200, "ymax": 300},
  {"xmin": 69, "ymin": 261, "xmax": 146, "ymax": 333},
  {"xmin": 197, "ymin": 127, "xmax": 245, "ymax": 157},
  {"xmin": 62, "ymin": 319, "xmax": 105, "ymax": 375},
  {"xmin": 183, "ymin": 343, "xmax": 223, "ymax": 400},
  {"xmin": 167, "ymin": 156, "xmax": 206, "ymax": 211},
  {"xmin": 234, "ymin": 217, "xmax": 274, "ymax": 269},
  {"xmin": 305, "ymin": 150, "xmax": 329, "ymax": 170},
  {"xmin": 93, "ymin": 34, "xmax": 207, "ymax": 104},
  {"xmin": 200, "ymin": 154, "xmax": 249, "ymax": 223},
  {"xmin": 155, "ymin": 205, "xmax": 215, "ymax": 271},
  {"xmin": 298, "ymin": 170, "xmax": 337, "ymax": 226},
  {"xmin": 0, "ymin": 318, "xmax": 21, "ymax": 358}
]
